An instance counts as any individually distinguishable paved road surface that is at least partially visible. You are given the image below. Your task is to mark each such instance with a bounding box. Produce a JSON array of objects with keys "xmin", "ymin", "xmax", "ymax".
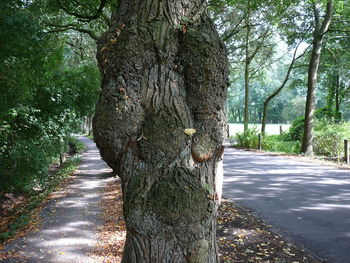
[
  {"xmin": 2, "ymin": 136, "xmax": 112, "ymax": 263},
  {"xmin": 223, "ymin": 148, "xmax": 350, "ymax": 263}
]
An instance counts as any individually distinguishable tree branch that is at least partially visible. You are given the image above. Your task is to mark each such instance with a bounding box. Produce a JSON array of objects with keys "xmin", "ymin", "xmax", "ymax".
[
  {"xmin": 248, "ymin": 27, "xmax": 272, "ymax": 62},
  {"xmin": 46, "ymin": 23, "xmax": 98, "ymax": 40},
  {"xmin": 222, "ymin": 17, "xmax": 245, "ymax": 42},
  {"xmin": 56, "ymin": 0, "xmax": 108, "ymax": 22},
  {"xmin": 260, "ymin": 35, "xmax": 311, "ymax": 135},
  {"xmin": 319, "ymin": 1, "xmax": 334, "ymax": 36},
  {"xmin": 313, "ymin": 2, "xmax": 321, "ymax": 32}
]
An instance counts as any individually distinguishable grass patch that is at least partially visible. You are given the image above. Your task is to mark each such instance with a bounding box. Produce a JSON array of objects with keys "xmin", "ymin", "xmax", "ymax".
[
  {"xmin": 234, "ymin": 127, "xmax": 259, "ymax": 149},
  {"xmin": 263, "ymin": 135, "xmax": 301, "ymax": 154}
]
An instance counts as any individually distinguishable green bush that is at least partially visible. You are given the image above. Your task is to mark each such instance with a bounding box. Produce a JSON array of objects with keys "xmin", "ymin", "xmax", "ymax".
[
  {"xmin": 263, "ymin": 135, "xmax": 301, "ymax": 154},
  {"xmin": 67, "ymin": 136, "xmax": 85, "ymax": 155},
  {"xmin": 285, "ymin": 116, "xmax": 304, "ymax": 141},
  {"xmin": 0, "ymin": 106, "xmax": 82, "ymax": 194},
  {"xmin": 264, "ymin": 120, "xmax": 350, "ymax": 157},
  {"xmin": 285, "ymin": 107, "xmax": 339, "ymax": 142},
  {"xmin": 0, "ymin": 136, "xmax": 85, "ymax": 194},
  {"xmin": 234, "ymin": 127, "xmax": 259, "ymax": 149},
  {"xmin": 0, "ymin": 139, "xmax": 52, "ymax": 194},
  {"xmin": 313, "ymin": 120, "xmax": 350, "ymax": 157}
]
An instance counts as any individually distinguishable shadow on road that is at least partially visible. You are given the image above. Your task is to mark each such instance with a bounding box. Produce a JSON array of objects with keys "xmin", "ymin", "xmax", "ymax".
[{"xmin": 223, "ymin": 148, "xmax": 350, "ymax": 263}]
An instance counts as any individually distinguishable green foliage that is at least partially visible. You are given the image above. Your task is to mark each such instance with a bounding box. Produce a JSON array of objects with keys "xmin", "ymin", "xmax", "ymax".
[
  {"xmin": 67, "ymin": 136, "xmax": 86, "ymax": 155},
  {"xmin": 213, "ymin": 0, "xmax": 350, "ymax": 126},
  {"xmin": 0, "ymin": 104, "xmax": 82, "ymax": 193},
  {"xmin": 313, "ymin": 120, "xmax": 350, "ymax": 157},
  {"xmin": 263, "ymin": 135, "xmax": 301, "ymax": 154},
  {"xmin": 283, "ymin": 114, "xmax": 350, "ymax": 157},
  {"xmin": 285, "ymin": 116, "xmax": 304, "ymax": 141},
  {"xmin": 234, "ymin": 127, "xmax": 259, "ymax": 149},
  {"xmin": 0, "ymin": 1, "xmax": 99, "ymax": 194},
  {"xmin": 0, "ymin": 139, "xmax": 51, "ymax": 194},
  {"xmin": 285, "ymin": 107, "xmax": 339, "ymax": 142}
]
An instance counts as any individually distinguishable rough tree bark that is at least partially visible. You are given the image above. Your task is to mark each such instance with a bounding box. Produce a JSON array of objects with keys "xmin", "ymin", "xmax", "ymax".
[
  {"xmin": 302, "ymin": 0, "xmax": 334, "ymax": 155},
  {"xmin": 93, "ymin": 1, "xmax": 228, "ymax": 262}
]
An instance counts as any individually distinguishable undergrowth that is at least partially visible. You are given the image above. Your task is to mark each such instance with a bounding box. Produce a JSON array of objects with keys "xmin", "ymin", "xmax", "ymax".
[{"xmin": 263, "ymin": 135, "xmax": 301, "ymax": 154}]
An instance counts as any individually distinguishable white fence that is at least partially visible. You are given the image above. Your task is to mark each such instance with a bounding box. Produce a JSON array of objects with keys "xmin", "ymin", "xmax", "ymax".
[{"xmin": 228, "ymin": 123, "xmax": 291, "ymax": 137}]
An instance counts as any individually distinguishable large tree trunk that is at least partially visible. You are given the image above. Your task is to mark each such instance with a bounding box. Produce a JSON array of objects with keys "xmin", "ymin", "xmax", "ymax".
[
  {"xmin": 93, "ymin": 1, "xmax": 228, "ymax": 262},
  {"xmin": 302, "ymin": 1, "xmax": 334, "ymax": 155}
]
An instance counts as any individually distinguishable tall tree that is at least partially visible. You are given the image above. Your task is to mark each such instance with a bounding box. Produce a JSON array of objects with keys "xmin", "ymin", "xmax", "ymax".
[
  {"xmin": 211, "ymin": 0, "xmax": 283, "ymax": 130},
  {"xmin": 93, "ymin": 1, "xmax": 228, "ymax": 262},
  {"xmin": 319, "ymin": 1, "xmax": 350, "ymax": 120},
  {"xmin": 302, "ymin": 0, "xmax": 334, "ymax": 154},
  {"xmin": 261, "ymin": 39, "xmax": 310, "ymax": 136}
]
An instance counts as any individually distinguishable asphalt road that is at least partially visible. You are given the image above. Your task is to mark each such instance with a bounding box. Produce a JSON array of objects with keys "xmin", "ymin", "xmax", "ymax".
[
  {"xmin": 2, "ymin": 136, "xmax": 112, "ymax": 263},
  {"xmin": 223, "ymin": 148, "xmax": 350, "ymax": 263}
]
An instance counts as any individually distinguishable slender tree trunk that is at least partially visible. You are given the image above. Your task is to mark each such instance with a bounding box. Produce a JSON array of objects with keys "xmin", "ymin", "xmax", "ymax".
[
  {"xmin": 261, "ymin": 40, "xmax": 308, "ymax": 136},
  {"xmin": 82, "ymin": 117, "xmax": 86, "ymax": 134},
  {"xmin": 261, "ymin": 102, "xmax": 269, "ymax": 136},
  {"xmin": 238, "ymin": 109, "xmax": 242, "ymax": 122},
  {"xmin": 244, "ymin": 60, "xmax": 250, "ymax": 133},
  {"xmin": 88, "ymin": 116, "xmax": 93, "ymax": 136},
  {"xmin": 326, "ymin": 75, "xmax": 336, "ymax": 116},
  {"xmin": 93, "ymin": 1, "xmax": 228, "ymax": 262},
  {"xmin": 302, "ymin": 40, "xmax": 322, "ymax": 154},
  {"xmin": 302, "ymin": 1, "xmax": 334, "ymax": 155},
  {"xmin": 243, "ymin": 8, "xmax": 251, "ymax": 133},
  {"xmin": 59, "ymin": 153, "xmax": 65, "ymax": 166},
  {"xmin": 335, "ymin": 74, "xmax": 340, "ymax": 117}
]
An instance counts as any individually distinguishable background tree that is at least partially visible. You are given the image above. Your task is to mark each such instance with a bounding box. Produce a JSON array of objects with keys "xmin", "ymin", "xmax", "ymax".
[
  {"xmin": 261, "ymin": 39, "xmax": 310, "ymax": 136},
  {"xmin": 318, "ymin": 2, "xmax": 350, "ymax": 120},
  {"xmin": 302, "ymin": 0, "xmax": 334, "ymax": 155},
  {"xmin": 211, "ymin": 0, "xmax": 278, "ymax": 132}
]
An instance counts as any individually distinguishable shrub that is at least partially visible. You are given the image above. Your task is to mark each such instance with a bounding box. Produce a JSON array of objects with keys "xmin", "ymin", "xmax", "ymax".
[
  {"xmin": 67, "ymin": 136, "xmax": 85, "ymax": 155},
  {"xmin": 313, "ymin": 120, "xmax": 350, "ymax": 157},
  {"xmin": 285, "ymin": 116, "xmax": 304, "ymax": 141},
  {"xmin": 0, "ymin": 139, "xmax": 52, "ymax": 194},
  {"xmin": 285, "ymin": 107, "xmax": 340, "ymax": 142},
  {"xmin": 263, "ymin": 135, "xmax": 301, "ymax": 154},
  {"xmin": 234, "ymin": 127, "xmax": 259, "ymax": 149},
  {"xmin": 0, "ymin": 105, "xmax": 84, "ymax": 194},
  {"xmin": 0, "ymin": 136, "xmax": 83, "ymax": 194}
]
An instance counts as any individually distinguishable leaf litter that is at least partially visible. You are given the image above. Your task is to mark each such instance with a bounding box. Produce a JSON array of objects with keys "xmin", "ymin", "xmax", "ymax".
[
  {"xmin": 217, "ymin": 199, "xmax": 323, "ymax": 263},
  {"xmin": 2, "ymin": 176, "xmax": 324, "ymax": 263},
  {"xmin": 87, "ymin": 178, "xmax": 323, "ymax": 263}
]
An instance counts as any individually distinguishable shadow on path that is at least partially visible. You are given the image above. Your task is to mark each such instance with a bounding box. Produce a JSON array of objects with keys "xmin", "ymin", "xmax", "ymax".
[{"xmin": 2, "ymin": 136, "xmax": 112, "ymax": 263}]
